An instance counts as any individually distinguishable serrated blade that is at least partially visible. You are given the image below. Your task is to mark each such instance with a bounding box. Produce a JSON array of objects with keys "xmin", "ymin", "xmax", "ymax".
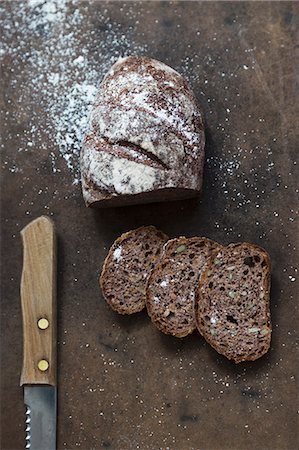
[{"xmin": 24, "ymin": 385, "xmax": 57, "ymax": 450}]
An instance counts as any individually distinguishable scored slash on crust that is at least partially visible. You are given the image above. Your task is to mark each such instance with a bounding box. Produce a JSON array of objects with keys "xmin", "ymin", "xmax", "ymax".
[{"xmin": 91, "ymin": 137, "xmax": 170, "ymax": 170}]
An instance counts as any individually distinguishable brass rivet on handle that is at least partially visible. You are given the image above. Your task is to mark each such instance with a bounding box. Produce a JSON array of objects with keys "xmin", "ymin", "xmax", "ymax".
[
  {"xmin": 38, "ymin": 359, "xmax": 49, "ymax": 372},
  {"xmin": 37, "ymin": 318, "xmax": 49, "ymax": 330}
]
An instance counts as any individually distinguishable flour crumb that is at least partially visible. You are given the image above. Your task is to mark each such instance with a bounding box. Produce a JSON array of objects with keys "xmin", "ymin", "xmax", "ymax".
[{"xmin": 113, "ymin": 247, "xmax": 122, "ymax": 263}]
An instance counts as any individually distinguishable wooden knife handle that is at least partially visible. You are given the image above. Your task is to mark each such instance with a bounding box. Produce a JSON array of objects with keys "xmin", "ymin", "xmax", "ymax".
[{"xmin": 20, "ymin": 216, "xmax": 57, "ymax": 386}]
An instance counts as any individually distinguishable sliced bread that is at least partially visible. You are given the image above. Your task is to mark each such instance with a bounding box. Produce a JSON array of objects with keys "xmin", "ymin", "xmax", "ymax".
[
  {"xmin": 100, "ymin": 226, "xmax": 168, "ymax": 314},
  {"xmin": 146, "ymin": 237, "xmax": 222, "ymax": 337},
  {"xmin": 195, "ymin": 243, "xmax": 272, "ymax": 363}
]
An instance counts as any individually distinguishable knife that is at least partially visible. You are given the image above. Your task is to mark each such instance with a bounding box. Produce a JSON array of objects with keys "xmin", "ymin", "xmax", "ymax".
[{"xmin": 20, "ymin": 216, "xmax": 57, "ymax": 450}]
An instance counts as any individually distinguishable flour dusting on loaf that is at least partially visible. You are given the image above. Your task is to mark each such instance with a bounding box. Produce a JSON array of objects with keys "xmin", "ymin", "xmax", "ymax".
[{"xmin": 81, "ymin": 56, "xmax": 205, "ymax": 207}]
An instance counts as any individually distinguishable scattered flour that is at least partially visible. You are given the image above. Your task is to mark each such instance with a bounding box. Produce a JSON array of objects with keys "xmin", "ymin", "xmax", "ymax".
[
  {"xmin": 153, "ymin": 296, "xmax": 160, "ymax": 304},
  {"xmin": 0, "ymin": 0, "xmax": 148, "ymax": 183},
  {"xmin": 113, "ymin": 247, "xmax": 122, "ymax": 263}
]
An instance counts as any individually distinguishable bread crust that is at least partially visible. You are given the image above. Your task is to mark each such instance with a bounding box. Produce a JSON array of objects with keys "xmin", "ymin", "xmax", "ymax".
[
  {"xmin": 195, "ymin": 243, "xmax": 272, "ymax": 363},
  {"xmin": 81, "ymin": 56, "xmax": 205, "ymax": 207}
]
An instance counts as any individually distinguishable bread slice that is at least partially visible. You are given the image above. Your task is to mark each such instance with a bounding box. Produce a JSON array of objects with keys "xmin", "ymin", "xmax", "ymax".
[
  {"xmin": 195, "ymin": 243, "xmax": 272, "ymax": 363},
  {"xmin": 146, "ymin": 237, "xmax": 222, "ymax": 337},
  {"xmin": 100, "ymin": 226, "xmax": 168, "ymax": 314}
]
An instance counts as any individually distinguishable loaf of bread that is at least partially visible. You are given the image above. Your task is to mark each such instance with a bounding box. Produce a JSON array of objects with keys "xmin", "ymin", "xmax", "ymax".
[
  {"xmin": 146, "ymin": 237, "xmax": 221, "ymax": 337},
  {"xmin": 195, "ymin": 243, "xmax": 272, "ymax": 363},
  {"xmin": 100, "ymin": 226, "xmax": 168, "ymax": 314},
  {"xmin": 80, "ymin": 56, "xmax": 205, "ymax": 207}
]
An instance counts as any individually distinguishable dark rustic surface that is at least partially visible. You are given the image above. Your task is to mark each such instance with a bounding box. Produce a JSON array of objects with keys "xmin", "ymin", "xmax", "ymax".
[{"xmin": 1, "ymin": 1, "xmax": 298, "ymax": 449}]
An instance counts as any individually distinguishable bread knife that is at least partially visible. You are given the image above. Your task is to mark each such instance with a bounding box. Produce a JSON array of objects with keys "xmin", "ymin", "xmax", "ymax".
[{"xmin": 20, "ymin": 216, "xmax": 57, "ymax": 450}]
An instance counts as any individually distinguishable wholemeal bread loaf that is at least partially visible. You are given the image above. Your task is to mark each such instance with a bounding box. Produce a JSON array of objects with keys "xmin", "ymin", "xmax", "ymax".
[
  {"xmin": 195, "ymin": 243, "xmax": 272, "ymax": 363},
  {"xmin": 81, "ymin": 56, "xmax": 205, "ymax": 207},
  {"xmin": 100, "ymin": 226, "xmax": 168, "ymax": 314},
  {"xmin": 146, "ymin": 237, "xmax": 222, "ymax": 337}
]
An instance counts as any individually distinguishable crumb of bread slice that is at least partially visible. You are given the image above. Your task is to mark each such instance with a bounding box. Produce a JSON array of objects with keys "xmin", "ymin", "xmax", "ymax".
[
  {"xmin": 100, "ymin": 226, "xmax": 168, "ymax": 314},
  {"xmin": 195, "ymin": 243, "xmax": 272, "ymax": 363},
  {"xmin": 146, "ymin": 237, "xmax": 222, "ymax": 337}
]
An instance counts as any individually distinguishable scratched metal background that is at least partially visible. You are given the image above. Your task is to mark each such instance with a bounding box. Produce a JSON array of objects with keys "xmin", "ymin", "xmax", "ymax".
[{"xmin": 1, "ymin": 1, "xmax": 298, "ymax": 449}]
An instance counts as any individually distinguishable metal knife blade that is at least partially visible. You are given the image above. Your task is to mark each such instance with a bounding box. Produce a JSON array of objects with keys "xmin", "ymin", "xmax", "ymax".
[
  {"xmin": 20, "ymin": 216, "xmax": 57, "ymax": 450},
  {"xmin": 24, "ymin": 386, "xmax": 57, "ymax": 450}
]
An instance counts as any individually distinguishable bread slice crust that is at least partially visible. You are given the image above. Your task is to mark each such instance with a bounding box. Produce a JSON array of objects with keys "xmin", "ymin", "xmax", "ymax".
[
  {"xmin": 100, "ymin": 226, "xmax": 168, "ymax": 314},
  {"xmin": 195, "ymin": 243, "xmax": 272, "ymax": 363},
  {"xmin": 146, "ymin": 237, "xmax": 222, "ymax": 337}
]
